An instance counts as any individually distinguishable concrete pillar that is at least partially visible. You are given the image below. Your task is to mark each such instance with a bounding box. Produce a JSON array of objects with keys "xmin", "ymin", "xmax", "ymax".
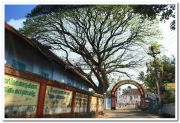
[
  {"xmin": 111, "ymin": 96, "xmax": 116, "ymax": 110},
  {"xmin": 87, "ymin": 95, "xmax": 91, "ymax": 113},
  {"xmin": 71, "ymin": 91, "xmax": 76, "ymax": 113},
  {"xmin": 36, "ymin": 81, "xmax": 46, "ymax": 118},
  {"xmin": 96, "ymin": 97, "xmax": 99, "ymax": 113}
]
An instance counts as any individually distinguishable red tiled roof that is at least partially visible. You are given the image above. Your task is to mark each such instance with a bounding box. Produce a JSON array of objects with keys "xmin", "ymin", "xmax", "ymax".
[
  {"xmin": 122, "ymin": 89, "xmax": 140, "ymax": 95},
  {"xmin": 5, "ymin": 23, "xmax": 97, "ymax": 89}
]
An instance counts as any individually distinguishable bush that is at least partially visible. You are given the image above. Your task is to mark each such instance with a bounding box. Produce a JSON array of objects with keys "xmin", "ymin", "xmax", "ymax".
[{"xmin": 163, "ymin": 90, "xmax": 175, "ymax": 103}]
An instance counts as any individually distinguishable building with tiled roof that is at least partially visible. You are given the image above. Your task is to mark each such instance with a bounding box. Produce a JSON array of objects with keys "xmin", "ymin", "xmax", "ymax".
[
  {"xmin": 5, "ymin": 23, "xmax": 103, "ymax": 118},
  {"xmin": 117, "ymin": 89, "xmax": 141, "ymax": 106}
]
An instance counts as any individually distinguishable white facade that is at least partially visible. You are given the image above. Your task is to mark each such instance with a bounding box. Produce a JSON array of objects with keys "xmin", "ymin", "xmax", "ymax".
[
  {"xmin": 118, "ymin": 95, "xmax": 141, "ymax": 105},
  {"xmin": 117, "ymin": 89, "xmax": 141, "ymax": 105},
  {"xmin": 145, "ymin": 91, "xmax": 159, "ymax": 100},
  {"xmin": 116, "ymin": 88, "xmax": 122, "ymax": 102}
]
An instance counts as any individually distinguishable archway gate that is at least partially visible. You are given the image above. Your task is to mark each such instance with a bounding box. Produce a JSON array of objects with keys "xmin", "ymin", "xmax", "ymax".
[{"xmin": 111, "ymin": 80, "xmax": 145, "ymax": 110}]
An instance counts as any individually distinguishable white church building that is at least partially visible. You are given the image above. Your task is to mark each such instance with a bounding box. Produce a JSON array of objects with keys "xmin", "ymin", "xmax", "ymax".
[{"xmin": 116, "ymin": 88, "xmax": 141, "ymax": 106}]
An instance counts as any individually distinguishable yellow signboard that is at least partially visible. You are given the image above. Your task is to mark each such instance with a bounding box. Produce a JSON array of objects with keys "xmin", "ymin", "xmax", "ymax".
[
  {"xmin": 43, "ymin": 86, "xmax": 72, "ymax": 114},
  {"xmin": 164, "ymin": 83, "xmax": 175, "ymax": 90},
  {"xmin": 90, "ymin": 96, "xmax": 97, "ymax": 112},
  {"xmin": 75, "ymin": 93, "xmax": 88, "ymax": 112},
  {"xmin": 5, "ymin": 75, "xmax": 40, "ymax": 117},
  {"xmin": 98, "ymin": 98, "xmax": 104, "ymax": 112},
  {"xmin": 167, "ymin": 83, "xmax": 175, "ymax": 89}
]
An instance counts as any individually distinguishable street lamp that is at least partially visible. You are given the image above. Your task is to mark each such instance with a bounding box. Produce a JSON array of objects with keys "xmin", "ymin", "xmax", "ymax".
[{"xmin": 147, "ymin": 45, "xmax": 162, "ymax": 113}]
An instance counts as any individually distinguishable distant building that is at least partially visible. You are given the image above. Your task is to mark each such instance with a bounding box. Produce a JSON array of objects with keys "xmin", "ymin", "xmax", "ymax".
[
  {"xmin": 117, "ymin": 89, "xmax": 141, "ymax": 105},
  {"xmin": 116, "ymin": 87, "xmax": 122, "ymax": 103}
]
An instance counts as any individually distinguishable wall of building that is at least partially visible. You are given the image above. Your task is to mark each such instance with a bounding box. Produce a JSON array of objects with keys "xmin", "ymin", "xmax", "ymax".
[
  {"xmin": 5, "ymin": 65, "xmax": 104, "ymax": 118},
  {"xmin": 104, "ymin": 97, "xmax": 111, "ymax": 110},
  {"xmin": 5, "ymin": 29, "xmax": 103, "ymax": 118},
  {"xmin": 162, "ymin": 103, "xmax": 175, "ymax": 117},
  {"xmin": 116, "ymin": 88, "xmax": 122, "ymax": 104},
  {"xmin": 117, "ymin": 95, "xmax": 141, "ymax": 105},
  {"xmin": 5, "ymin": 31, "xmax": 89, "ymax": 91}
]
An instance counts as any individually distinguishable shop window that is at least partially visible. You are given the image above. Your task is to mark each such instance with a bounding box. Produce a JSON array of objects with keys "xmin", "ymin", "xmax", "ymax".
[{"xmin": 12, "ymin": 59, "xmax": 26, "ymax": 71}]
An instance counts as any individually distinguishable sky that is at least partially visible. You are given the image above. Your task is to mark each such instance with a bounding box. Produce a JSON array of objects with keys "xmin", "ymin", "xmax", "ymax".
[
  {"xmin": 5, "ymin": 5, "xmax": 36, "ymax": 21},
  {"xmin": 4, "ymin": 4, "xmax": 177, "ymax": 90}
]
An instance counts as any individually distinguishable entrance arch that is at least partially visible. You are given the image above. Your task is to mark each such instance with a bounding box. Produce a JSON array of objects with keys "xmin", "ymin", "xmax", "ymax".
[{"xmin": 111, "ymin": 80, "xmax": 145, "ymax": 110}]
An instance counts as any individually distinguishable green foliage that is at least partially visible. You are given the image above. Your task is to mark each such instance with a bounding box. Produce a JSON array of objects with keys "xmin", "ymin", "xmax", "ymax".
[
  {"xmin": 122, "ymin": 88, "xmax": 128, "ymax": 94},
  {"xmin": 161, "ymin": 55, "xmax": 175, "ymax": 83},
  {"xmin": 163, "ymin": 90, "xmax": 175, "ymax": 103},
  {"xmin": 138, "ymin": 55, "xmax": 175, "ymax": 93},
  {"xmin": 138, "ymin": 71, "xmax": 145, "ymax": 82},
  {"xmin": 122, "ymin": 86, "xmax": 132, "ymax": 94},
  {"xmin": 26, "ymin": 5, "xmax": 92, "ymax": 18},
  {"xmin": 25, "ymin": 5, "xmax": 176, "ymax": 31},
  {"xmin": 138, "ymin": 71, "xmax": 157, "ymax": 93},
  {"xmin": 131, "ymin": 5, "xmax": 176, "ymax": 30},
  {"xmin": 131, "ymin": 5, "xmax": 175, "ymax": 20}
]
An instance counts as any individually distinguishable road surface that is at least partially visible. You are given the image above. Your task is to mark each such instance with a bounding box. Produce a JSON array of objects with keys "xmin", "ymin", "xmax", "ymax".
[{"xmin": 97, "ymin": 109, "xmax": 160, "ymax": 118}]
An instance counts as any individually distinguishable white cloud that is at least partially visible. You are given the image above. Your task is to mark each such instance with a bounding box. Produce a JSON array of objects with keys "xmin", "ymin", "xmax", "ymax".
[{"xmin": 7, "ymin": 18, "xmax": 26, "ymax": 30}]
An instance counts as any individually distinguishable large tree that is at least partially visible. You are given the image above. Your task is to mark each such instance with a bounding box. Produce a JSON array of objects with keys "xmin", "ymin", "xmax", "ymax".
[{"xmin": 20, "ymin": 5, "xmax": 160, "ymax": 94}]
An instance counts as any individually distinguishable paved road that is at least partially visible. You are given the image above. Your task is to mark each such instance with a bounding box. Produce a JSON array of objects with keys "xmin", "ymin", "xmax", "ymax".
[{"xmin": 97, "ymin": 109, "xmax": 160, "ymax": 118}]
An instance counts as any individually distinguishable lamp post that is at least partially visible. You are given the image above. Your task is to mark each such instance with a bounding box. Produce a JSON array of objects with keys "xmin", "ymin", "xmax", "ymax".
[{"xmin": 147, "ymin": 45, "xmax": 162, "ymax": 114}]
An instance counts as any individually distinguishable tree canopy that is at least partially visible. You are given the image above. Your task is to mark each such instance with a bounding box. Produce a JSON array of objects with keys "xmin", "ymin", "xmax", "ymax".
[
  {"xmin": 20, "ymin": 5, "xmax": 161, "ymax": 94},
  {"xmin": 27, "ymin": 5, "xmax": 176, "ymax": 30},
  {"xmin": 138, "ymin": 54, "xmax": 175, "ymax": 93},
  {"xmin": 131, "ymin": 5, "xmax": 175, "ymax": 30}
]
